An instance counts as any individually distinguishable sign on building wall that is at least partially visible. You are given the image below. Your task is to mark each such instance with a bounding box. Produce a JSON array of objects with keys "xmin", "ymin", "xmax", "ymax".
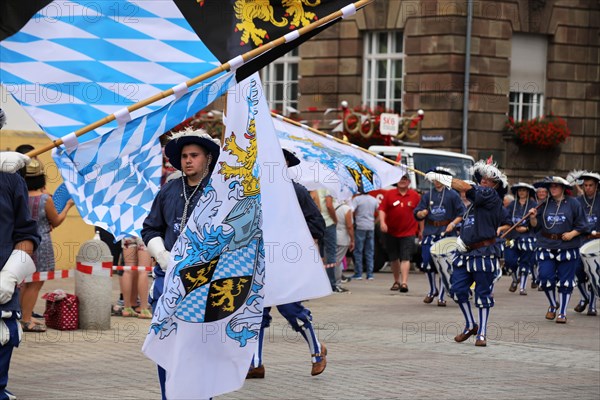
[{"xmin": 379, "ymin": 113, "xmax": 400, "ymax": 136}]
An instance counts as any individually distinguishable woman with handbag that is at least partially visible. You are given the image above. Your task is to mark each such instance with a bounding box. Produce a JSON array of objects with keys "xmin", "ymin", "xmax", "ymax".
[{"xmin": 20, "ymin": 156, "xmax": 74, "ymax": 332}]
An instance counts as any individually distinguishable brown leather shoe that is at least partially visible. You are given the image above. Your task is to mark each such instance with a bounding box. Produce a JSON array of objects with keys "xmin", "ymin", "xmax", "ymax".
[
  {"xmin": 311, "ymin": 344, "xmax": 327, "ymax": 376},
  {"xmin": 437, "ymin": 300, "xmax": 447, "ymax": 307},
  {"xmin": 556, "ymin": 314, "xmax": 567, "ymax": 324},
  {"xmin": 475, "ymin": 335, "xmax": 487, "ymax": 347},
  {"xmin": 545, "ymin": 307, "xmax": 557, "ymax": 320},
  {"xmin": 246, "ymin": 365, "xmax": 265, "ymax": 379},
  {"xmin": 509, "ymin": 281, "xmax": 518, "ymax": 292},
  {"xmin": 587, "ymin": 308, "xmax": 597, "ymax": 316},
  {"xmin": 574, "ymin": 300, "xmax": 588, "ymax": 313},
  {"xmin": 454, "ymin": 325, "xmax": 478, "ymax": 343},
  {"xmin": 531, "ymin": 281, "xmax": 538, "ymax": 289},
  {"xmin": 519, "ymin": 289, "xmax": 527, "ymax": 296},
  {"xmin": 423, "ymin": 291, "xmax": 438, "ymax": 304}
]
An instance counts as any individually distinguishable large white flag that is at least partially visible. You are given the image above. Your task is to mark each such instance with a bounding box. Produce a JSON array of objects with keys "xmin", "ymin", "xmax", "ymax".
[
  {"xmin": 273, "ymin": 116, "xmax": 406, "ymax": 200},
  {"xmin": 142, "ymin": 73, "xmax": 329, "ymax": 399}
]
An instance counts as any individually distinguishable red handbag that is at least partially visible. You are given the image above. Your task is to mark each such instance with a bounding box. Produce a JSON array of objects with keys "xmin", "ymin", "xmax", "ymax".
[{"xmin": 42, "ymin": 291, "xmax": 79, "ymax": 331}]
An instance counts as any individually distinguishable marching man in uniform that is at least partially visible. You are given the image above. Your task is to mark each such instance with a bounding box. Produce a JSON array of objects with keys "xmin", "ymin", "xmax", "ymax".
[
  {"xmin": 414, "ymin": 167, "xmax": 465, "ymax": 306},
  {"xmin": 424, "ymin": 161, "xmax": 510, "ymax": 346},
  {"xmin": 1, "ymin": 146, "xmax": 40, "ymax": 399},
  {"xmin": 528, "ymin": 176, "xmax": 589, "ymax": 324},
  {"xmin": 502, "ymin": 183, "xmax": 537, "ymax": 295},
  {"xmin": 573, "ymin": 171, "xmax": 600, "ymax": 316}
]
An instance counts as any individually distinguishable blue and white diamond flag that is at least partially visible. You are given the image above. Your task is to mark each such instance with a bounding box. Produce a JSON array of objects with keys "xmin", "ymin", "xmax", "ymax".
[
  {"xmin": 53, "ymin": 72, "xmax": 234, "ymax": 240},
  {"xmin": 0, "ymin": 0, "xmax": 223, "ymax": 141}
]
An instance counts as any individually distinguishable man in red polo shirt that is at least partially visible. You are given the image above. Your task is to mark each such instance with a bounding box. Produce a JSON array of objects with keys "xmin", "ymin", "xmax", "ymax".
[{"xmin": 379, "ymin": 174, "xmax": 421, "ymax": 292}]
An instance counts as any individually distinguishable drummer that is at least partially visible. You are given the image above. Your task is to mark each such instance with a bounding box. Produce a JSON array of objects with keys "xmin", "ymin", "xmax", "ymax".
[
  {"xmin": 573, "ymin": 171, "xmax": 600, "ymax": 316},
  {"xmin": 502, "ymin": 183, "xmax": 537, "ymax": 295},
  {"xmin": 415, "ymin": 167, "xmax": 465, "ymax": 306},
  {"xmin": 528, "ymin": 176, "xmax": 589, "ymax": 324},
  {"xmin": 425, "ymin": 161, "xmax": 511, "ymax": 347}
]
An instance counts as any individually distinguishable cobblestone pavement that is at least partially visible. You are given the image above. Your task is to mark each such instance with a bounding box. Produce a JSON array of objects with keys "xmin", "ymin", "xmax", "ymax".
[{"xmin": 9, "ymin": 270, "xmax": 600, "ymax": 399}]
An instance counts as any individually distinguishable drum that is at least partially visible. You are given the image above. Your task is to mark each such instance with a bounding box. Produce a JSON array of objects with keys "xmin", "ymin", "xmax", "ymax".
[
  {"xmin": 430, "ymin": 237, "xmax": 458, "ymax": 294},
  {"xmin": 580, "ymin": 239, "xmax": 600, "ymax": 297}
]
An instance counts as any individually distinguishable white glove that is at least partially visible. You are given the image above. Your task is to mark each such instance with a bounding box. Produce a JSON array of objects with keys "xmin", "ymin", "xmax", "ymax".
[
  {"xmin": 0, "ymin": 250, "xmax": 36, "ymax": 304},
  {"xmin": 147, "ymin": 237, "xmax": 171, "ymax": 271},
  {"xmin": 0, "ymin": 152, "xmax": 31, "ymax": 174},
  {"xmin": 424, "ymin": 172, "xmax": 453, "ymax": 189},
  {"xmin": 456, "ymin": 236, "xmax": 468, "ymax": 253},
  {"xmin": 0, "ymin": 319, "xmax": 9, "ymax": 346}
]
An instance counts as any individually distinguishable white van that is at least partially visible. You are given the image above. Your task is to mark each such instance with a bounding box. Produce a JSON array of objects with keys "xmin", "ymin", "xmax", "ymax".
[{"xmin": 368, "ymin": 145, "xmax": 475, "ymax": 191}]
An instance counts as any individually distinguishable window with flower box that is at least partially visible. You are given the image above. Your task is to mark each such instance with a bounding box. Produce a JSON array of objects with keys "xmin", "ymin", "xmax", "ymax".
[
  {"xmin": 509, "ymin": 34, "xmax": 547, "ymax": 120},
  {"xmin": 363, "ymin": 31, "xmax": 404, "ymax": 114}
]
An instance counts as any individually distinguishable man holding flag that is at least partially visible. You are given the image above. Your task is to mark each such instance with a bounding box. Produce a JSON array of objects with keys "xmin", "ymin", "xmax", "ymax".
[{"xmin": 142, "ymin": 128, "xmax": 221, "ymax": 399}]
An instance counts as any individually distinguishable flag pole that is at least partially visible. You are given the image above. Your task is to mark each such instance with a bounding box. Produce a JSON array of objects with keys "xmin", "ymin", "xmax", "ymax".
[
  {"xmin": 27, "ymin": 0, "xmax": 374, "ymax": 159},
  {"xmin": 271, "ymin": 113, "xmax": 427, "ymax": 177}
]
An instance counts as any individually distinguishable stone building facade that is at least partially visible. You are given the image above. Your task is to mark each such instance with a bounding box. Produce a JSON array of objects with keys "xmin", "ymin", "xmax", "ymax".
[{"xmin": 296, "ymin": 0, "xmax": 599, "ymax": 181}]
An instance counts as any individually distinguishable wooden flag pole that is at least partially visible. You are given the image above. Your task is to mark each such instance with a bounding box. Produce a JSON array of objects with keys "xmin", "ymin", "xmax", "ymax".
[
  {"xmin": 271, "ymin": 112, "xmax": 427, "ymax": 177},
  {"xmin": 27, "ymin": 0, "xmax": 374, "ymax": 159}
]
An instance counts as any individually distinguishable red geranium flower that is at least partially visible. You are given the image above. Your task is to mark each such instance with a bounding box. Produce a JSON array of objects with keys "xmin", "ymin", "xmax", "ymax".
[{"xmin": 505, "ymin": 114, "xmax": 570, "ymax": 149}]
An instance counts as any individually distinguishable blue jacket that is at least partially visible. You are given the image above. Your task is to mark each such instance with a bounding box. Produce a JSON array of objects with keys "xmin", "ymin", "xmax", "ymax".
[
  {"xmin": 535, "ymin": 196, "xmax": 590, "ymax": 250},
  {"xmin": 504, "ymin": 199, "xmax": 537, "ymax": 240},
  {"xmin": 414, "ymin": 187, "xmax": 465, "ymax": 237},
  {"xmin": 577, "ymin": 192, "xmax": 600, "ymax": 242},
  {"xmin": 1, "ymin": 173, "xmax": 40, "ymax": 312},
  {"xmin": 142, "ymin": 177, "xmax": 206, "ymax": 256},
  {"xmin": 459, "ymin": 185, "xmax": 509, "ymax": 257}
]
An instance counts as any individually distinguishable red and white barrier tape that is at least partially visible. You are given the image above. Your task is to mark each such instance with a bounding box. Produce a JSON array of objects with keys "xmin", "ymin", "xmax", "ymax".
[
  {"xmin": 23, "ymin": 265, "xmax": 153, "ymax": 283},
  {"xmin": 24, "ymin": 269, "xmax": 73, "ymax": 283}
]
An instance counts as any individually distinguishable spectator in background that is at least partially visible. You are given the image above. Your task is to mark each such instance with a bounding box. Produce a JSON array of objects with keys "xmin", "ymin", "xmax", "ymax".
[
  {"xmin": 312, "ymin": 189, "xmax": 339, "ymax": 292},
  {"xmin": 120, "ymin": 237, "xmax": 152, "ymax": 318},
  {"xmin": 96, "ymin": 227, "xmax": 125, "ymax": 316},
  {"xmin": 378, "ymin": 174, "xmax": 420, "ymax": 293},
  {"xmin": 334, "ymin": 200, "xmax": 354, "ymax": 292},
  {"xmin": 20, "ymin": 157, "xmax": 74, "ymax": 332},
  {"xmin": 351, "ymin": 191, "xmax": 379, "ymax": 280}
]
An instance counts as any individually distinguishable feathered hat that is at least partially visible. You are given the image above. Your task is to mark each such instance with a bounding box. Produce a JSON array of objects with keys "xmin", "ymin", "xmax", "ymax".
[
  {"xmin": 566, "ymin": 169, "xmax": 585, "ymax": 186},
  {"xmin": 579, "ymin": 171, "xmax": 600, "ymax": 185},
  {"xmin": 427, "ymin": 166, "xmax": 455, "ymax": 176},
  {"xmin": 470, "ymin": 160, "xmax": 508, "ymax": 197},
  {"xmin": 164, "ymin": 127, "xmax": 220, "ymax": 172}
]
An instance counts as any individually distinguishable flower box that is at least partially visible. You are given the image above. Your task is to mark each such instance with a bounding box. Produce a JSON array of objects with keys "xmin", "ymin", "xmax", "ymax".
[{"xmin": 505, "ymin": 114, "xmax": 570, "ymax": 149}]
